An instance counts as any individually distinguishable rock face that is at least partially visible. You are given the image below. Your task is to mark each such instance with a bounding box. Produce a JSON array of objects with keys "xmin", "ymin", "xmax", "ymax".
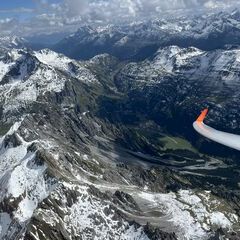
[{"xmin": 0, "ymin": 34, "xmax": 240, "ymax": 239}]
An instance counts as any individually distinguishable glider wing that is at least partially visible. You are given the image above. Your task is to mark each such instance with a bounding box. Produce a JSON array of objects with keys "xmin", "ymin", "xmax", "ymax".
[{"xmin": 193, "ymin": 109, "xmax": 240, "ymax": 151}]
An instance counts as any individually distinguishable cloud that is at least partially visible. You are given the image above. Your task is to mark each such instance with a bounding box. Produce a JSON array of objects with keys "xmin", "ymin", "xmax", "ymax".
[
  {"xmin": 0, "ymin": 7, "xmax": 34, "ymax": 14},
  {"xmin": 64, "ymin": 0, "xmax": 89, "ymax": 16},
  {"xmin": 203, "ymin": 0, "xmax": 236, "ymax": 9},
  {"xmin": 0, "ymin": 0, "xmax": 240, "ymax": 37},
  {"xmin": 0, "ymin": 17, "xmax": 20, "ymax": 35},
  {"xmin": 60, "ymin": 0, "xmax": 239, "ymax": 21}
]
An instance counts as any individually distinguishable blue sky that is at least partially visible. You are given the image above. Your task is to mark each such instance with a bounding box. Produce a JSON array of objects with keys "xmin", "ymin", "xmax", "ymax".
[
  {"xmin": 0, "ymin": 0, "xmax": 60, "ymax": 9},
  {"xmin": 0, "ymin": 1, "xmax": 35, "ymax": 9},
  {"xmin": 0, "ymin": 0, "xmax": 61, "ymax": 19}
]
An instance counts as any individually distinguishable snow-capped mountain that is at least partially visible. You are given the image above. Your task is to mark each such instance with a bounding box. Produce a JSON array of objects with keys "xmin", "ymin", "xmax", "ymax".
[
  {"xmin": 0, "ymin": 36, "xmax": 26, "ymax": 49},
  {"xmin": 0, "ymin": 45, "xmax": 240, "ymax": 240},
  {"xmin": 0, "ymin": 48, "xmax": 98, "ymax": 120},
  {"xmin": 53, "ymin": 11, "xmax": 240, "ymax": 61},
  {"xmin": 119, "ymin": 45, "xmax": 240, "ymax": 83},
  {"xmin": 115, "ymin": 45, "xmax": 240, "ymax": 133}
]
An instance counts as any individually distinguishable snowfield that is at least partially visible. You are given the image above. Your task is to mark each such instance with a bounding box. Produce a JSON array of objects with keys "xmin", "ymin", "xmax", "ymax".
[
  {"xmin": 64, "ymin": 185, "xmax": 149, "ymax": 240},
  {"xmin": 0, "ymin": 120, "xmax": 56, "ymax": 235},
  {"xmin": 137, "ymin": 189, "xmax": 239, "ymax": 240},
  {"xmin": 34, "ymin": 49, "xmax": 98, "ymax": 83}
]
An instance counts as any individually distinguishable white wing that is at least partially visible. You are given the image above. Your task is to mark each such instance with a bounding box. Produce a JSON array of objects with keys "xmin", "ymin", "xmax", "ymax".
[{"xmin": 193, "ymin": 109, "xmax": 240, "ymax": 151}]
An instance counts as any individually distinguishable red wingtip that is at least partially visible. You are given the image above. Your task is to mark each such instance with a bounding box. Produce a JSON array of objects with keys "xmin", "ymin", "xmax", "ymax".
[{"xmin": 196, "ymin": 109, "xmax": 208, "ymax": 122}]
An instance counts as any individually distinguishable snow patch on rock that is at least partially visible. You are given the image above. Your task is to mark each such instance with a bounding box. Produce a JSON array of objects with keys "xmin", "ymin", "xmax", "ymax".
[{"xmin": 137, "ymin": 189, "xmax": 238, "ymax": 240}]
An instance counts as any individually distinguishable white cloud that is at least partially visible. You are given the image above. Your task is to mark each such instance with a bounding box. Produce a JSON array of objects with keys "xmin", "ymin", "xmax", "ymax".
[
  {"xmin": 0, "ymin": 18, "xmax": 13, "ymax": 24},
  {"xmin": 64, "ymin": 0, "xmax": 89, "ymax": 16},
  {"xmin": 203, "ymin": 0, "xmax": 235, "ymax": 9},
  {"xmin": 60, "ymin": 0, "xmax": 239, "ymax": 21},
  {"xmin": 0, "ymin": 7, "xmax": 34, "ymax": 14},
  {"xmin": 0, "ymin": 0, "xmax": 240, "ymax": 37}
]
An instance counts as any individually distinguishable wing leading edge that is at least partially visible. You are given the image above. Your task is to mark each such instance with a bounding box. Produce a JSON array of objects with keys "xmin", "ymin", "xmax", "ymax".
[{"xmin": 193, "ymin": 109, "xmax": 240, "ymax": 151}]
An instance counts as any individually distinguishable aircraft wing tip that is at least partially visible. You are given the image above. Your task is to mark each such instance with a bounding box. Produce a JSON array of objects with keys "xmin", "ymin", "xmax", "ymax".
[{"xmin": 196, "ymin": 108, "xmax": 208, "ymax": 122}]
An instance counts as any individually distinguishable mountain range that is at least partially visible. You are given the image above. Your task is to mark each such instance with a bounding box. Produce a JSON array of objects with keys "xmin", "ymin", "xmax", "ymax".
[
  {"xmin": 1, "ymin": 10, "xmax": 240, "ymax": 240},
  {"xmin": 52, "ymin": 10, "xmax": 240, "ymax": 61}
]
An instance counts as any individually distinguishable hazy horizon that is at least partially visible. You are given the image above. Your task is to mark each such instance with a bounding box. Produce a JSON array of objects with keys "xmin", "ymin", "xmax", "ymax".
[{"xmin": 0, "ymin": 0, "xmax": 239, "ymax": 37}]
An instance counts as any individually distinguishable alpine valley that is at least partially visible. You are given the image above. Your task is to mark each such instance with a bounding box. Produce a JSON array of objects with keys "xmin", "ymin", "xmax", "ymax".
[{"xmin": 1, "ymin": 10, "xmax": 240, "ymax": 240}]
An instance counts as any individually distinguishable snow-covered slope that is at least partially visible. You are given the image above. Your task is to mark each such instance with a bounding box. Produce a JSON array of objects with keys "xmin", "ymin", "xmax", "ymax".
[
  {"xmin": 0, "ymin": 36, "xmax": 26, "ymax": 49},
  {"xmin": 0, "ymin": 48, "xmax": 98, "ymax": 118},
  {"xmin": 0, "ymin": 120, "xmax": 56, "ymax": 238},
  {"xmin": 0, "ymin": 44, "xmax": 240, "ymax": 239},
  {"xmin": 34, "ymin": 49, "xmax": 98, "ymax": 83},
  {"xmin": 117, "ymin": 45, "xmax": 240, "ymax": 86}
]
